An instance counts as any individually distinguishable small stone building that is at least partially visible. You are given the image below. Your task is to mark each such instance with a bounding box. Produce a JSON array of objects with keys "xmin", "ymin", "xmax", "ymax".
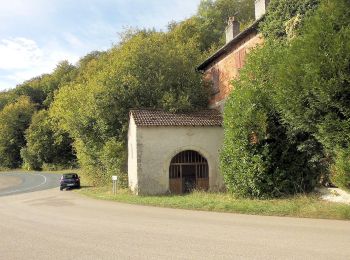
[{"xmin": 128, "ymin": 109, "xmax": 223, "ymax": 195}]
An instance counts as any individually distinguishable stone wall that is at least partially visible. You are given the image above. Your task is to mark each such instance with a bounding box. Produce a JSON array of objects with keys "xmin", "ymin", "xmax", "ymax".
[
  {"xmin": 128, "ymin": 122, "xmax": 224, "ymax": 195},
  {"xmin": 127, "ymin": 116, "xmax": 139, "ymax": 193}
]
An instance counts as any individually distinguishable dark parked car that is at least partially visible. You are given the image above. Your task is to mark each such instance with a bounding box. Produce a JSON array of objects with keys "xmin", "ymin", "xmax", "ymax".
[{"xmin": 60, "ymin": 173, "xmax": 80, "ymax": 190}]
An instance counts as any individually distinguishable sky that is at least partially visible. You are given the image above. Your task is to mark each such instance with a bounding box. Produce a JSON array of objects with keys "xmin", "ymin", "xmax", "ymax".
[{"xmin": 0, "ymin": 0, "xmax": 201, "ymax": 91}]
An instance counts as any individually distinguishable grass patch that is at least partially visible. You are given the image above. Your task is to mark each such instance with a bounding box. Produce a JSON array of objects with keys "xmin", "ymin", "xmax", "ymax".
[
  {"xmin": 3, "ymin": 170, "xmax": 348, "ymax": 220},
  {"xmin": 76, "ymin": 185, "xmax": 350, "ymax": 220}
]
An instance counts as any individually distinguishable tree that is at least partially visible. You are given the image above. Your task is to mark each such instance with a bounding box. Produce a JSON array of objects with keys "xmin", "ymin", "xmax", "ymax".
[
  {"xmin": 0, "ymin": 91, "xmax": 16, "ymax": 111},
  {"xmin": 220, "ymin": 0, "xmax": 337, "ymax": 197},
  {"xmin": 41, "ymin": 61, "xmax": 76, "ymax": 107},
  {"xmin": 50, "ymin": 30, "xmax": 208, "ymax": 184},
  {"xmin": 221, "ymin": 42, "xmax": 324, "ymax": 198},
  {"xmin": 12, "ymin": 77, "xmax": 46, "ymax": 106},
  {"xmin": 21, "ymin": 110, "xmax": 76, "ymax": 170},
  {"xmin": 260, "ymin": 0, "xmax": 320, "ymax": 40},
  {"xmin": 169, "ymin": 0, "xmax": 255, "ymax": 52},
  {"xmin": 271, "ymin": 0, "xmax": 350, "ymax": 188},
  {"xmin": 0, "ymin": 96, "xmax": 35, "ymax": 168}
]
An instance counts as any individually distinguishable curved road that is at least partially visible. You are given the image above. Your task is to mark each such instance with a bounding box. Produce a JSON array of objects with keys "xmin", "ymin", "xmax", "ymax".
[
  {"xmin": 0, "ymin": 173, "xmax": 350, "ymax": 259},
  {"xmin": 0, "ymin": 172, "xmax": 61, "ymax": 197}
]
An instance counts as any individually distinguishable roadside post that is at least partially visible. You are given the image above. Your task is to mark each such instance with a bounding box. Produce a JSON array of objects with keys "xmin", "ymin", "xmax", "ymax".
[{"xmin": 112, "ymin": 175, "xmax": 118, "ymax": 195}]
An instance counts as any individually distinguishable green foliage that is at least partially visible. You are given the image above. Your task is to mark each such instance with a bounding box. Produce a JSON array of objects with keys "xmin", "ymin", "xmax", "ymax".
[
  {"xmin": 50, "ymin": 30, "xmax": 208, "ymax": 184},
  {"xmin": 272, "ymin": 0, "xmax": 350, "ymax": 152},
  {"xmin": 0, "ymin": 96, "xmax": 35, "ymax": 168},
  {"xmin": 260, "ymin": 0, "xmax": 320, "ymax": 40},
  {"xmin": 331, "ymin": 148, "xmax": 350, "ymax": 189},
  {"xmin": 222, "ymin": 0, "xmax": 350, "ymax": 197},
  {"xmin": 41, "ymin": 61, "xmax": 77, "ymax": 107},
  {"xmin": 99, "ymin": 139, "xmax": 127, "ymax": 186},
  {"xmin": 0, "ymin": 91, "xmax": 16, "ymax": 110},
  {"xmin": 221, "ymin": 43, "xmax": 324, "ymax": 198},
  {"xmin": 21, "ymin": 110, "xmax": 76, "ymax": 170},
  {"xmin": 265, "ymin": 0, "xmax": 350, "ymax": 190},
  {"xmin": 170, "ymin": 0, "xmax": 254, "ymax": 52},
  {"xmin": 13, "ymin": 79, "xmax": 46, "ymax": 106},
  {"xmin": 9, "ymin": 61, "xmax": 76, "ymax": 109}
]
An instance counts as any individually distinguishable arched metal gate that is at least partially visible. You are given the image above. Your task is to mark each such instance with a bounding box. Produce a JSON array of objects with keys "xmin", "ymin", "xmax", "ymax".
[{"xmin": 169, "ymin": 150, "xmax": 209, "ymax": 194}]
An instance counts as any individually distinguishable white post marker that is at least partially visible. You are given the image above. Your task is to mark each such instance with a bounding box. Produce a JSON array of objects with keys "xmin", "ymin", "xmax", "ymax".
[{"xmin": 112, "ymin": 175, "xmax": 118, "ymax": 195}]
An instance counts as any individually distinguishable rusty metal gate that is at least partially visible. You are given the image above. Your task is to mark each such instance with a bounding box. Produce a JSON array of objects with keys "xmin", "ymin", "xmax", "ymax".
[{"xmin": 169, "ymin": 150, "xmax": 209, "ymax": 194}]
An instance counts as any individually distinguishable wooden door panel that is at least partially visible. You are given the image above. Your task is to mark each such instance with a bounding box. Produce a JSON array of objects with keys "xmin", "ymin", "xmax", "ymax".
[{"xmin": 169, "ymin": 179, "xmax": 182, "ymax": 194}]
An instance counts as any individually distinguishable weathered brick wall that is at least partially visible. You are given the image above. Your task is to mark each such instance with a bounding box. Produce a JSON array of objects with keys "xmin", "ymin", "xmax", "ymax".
[{"xmin": 204, "ymin": 32, "xmax": 264, "ymax": 110}]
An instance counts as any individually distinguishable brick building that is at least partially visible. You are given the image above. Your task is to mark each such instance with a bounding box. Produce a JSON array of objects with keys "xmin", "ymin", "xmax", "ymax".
[{"xmin": 197, "ymin": 0, "xmax": 268, "ymax": 111}]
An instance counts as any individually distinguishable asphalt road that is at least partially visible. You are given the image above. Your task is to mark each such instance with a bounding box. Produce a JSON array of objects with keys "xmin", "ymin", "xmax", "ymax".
[
  {"xmin": 0, "ymin": 172, "xmax": 61, "ymax": 197},
  {"xmin": 0, "ymin": 174, "xmax": 350, "ymax": 259}
]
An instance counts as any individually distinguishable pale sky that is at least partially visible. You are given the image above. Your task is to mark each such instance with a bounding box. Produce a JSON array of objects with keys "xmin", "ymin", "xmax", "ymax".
[{"xmin": 0, "ymin": 0, "xmax": 201, "ymax": 91}]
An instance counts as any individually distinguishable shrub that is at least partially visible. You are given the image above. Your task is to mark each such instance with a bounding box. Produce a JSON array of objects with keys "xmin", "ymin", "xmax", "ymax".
[
  {"xmin": 331, "ymin": 148, "xmax": 350, "ymax": 190},
  {"xmin": 221, "ymin": 41, "xmax": 325, "ymax": 198},
  {"xmin": 260, "ymin": 0, "xmax": 320, "ymax": 40},
  {"xmin": 21, "ymin": 110, "xmax": 76, "ymax": 170},
  {"xmin": 0, "ymin": 96, "xmax": 35, "ymax": 168}
]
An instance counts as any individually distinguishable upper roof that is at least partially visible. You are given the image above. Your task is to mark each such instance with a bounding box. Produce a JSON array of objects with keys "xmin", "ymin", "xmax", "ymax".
[
  {"xmin": 130, "ymin": 109, "xmax": 222, "ymax": 127},
  {"xmin": 197, "ymin": 18, "xmax": 262, "ymax": 72}
]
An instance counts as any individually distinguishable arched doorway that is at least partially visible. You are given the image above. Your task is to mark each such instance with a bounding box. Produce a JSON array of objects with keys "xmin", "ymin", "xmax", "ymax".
[{"xmin": 169, "ymin": 150, "xmax": 209, "ymax": 194}]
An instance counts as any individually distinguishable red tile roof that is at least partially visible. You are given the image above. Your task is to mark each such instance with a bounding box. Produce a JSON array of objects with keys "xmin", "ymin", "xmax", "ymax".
[{"xmin": 130, "ymin": 109, "xmax": 222, "ymax": 127}]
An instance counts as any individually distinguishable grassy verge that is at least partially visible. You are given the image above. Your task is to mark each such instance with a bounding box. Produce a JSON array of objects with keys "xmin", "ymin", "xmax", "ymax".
[
  {"xmin": 76, "ymin": 185, "xmax": 350, "ymax": 220},
  {"xmin": 2, "ymin": 170, "xmax": 348, "ymax": 220}
]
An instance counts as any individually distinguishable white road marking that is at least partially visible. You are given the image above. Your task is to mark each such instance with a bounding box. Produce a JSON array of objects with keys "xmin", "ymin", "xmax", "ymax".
[{"xmin": 0, "ymin": 174, "xmax": 47, "ymax": 196}]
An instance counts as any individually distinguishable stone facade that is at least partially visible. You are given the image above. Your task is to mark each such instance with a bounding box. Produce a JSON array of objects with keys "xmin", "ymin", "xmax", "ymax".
[{"xmin": 128, "ymin": 112, "xmax": 224, "ymax": 195}]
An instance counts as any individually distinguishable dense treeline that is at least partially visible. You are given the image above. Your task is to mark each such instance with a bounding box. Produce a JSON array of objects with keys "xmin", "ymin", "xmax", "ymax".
[
  {"xmin": 0, "ymin": 0, "xmax": 254, "ymax": 184},
  {"xmin": 222, "ymin": 0, "xmax": 350, "ymax": 197}
]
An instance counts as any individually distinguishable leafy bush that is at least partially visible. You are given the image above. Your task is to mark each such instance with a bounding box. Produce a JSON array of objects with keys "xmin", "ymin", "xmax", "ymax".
[
  {"xmin": 21, "ymin": 110, "xmax": 76, "ymax": 170},
  {"xmin": 99, "ymin": 138, "xmax": 128, "ymax": 187},
  {"xmin": 221, "ymin": 38, "xmax": 325, "ymax": 198},
  {"xmin": 331, "ymin": 148, "xmax": 350, "ymax": 190},
  {"xmin": 0, "ymin": 96, "xmax": 35, "ymax": 168},
  {"xmin": 272, "ymin": 0, "xmax": 350, "ymax": 151},
  {"xmin": 221, "ymin": 0, "xmax": 350, "ymax": 198},
  {"xmin": 260, "ymin": 0, "xmax": 320, "ymax": 40},
  {"xmin": 269, "ymin": 0, "xmax": 350, "ymax": 186}
]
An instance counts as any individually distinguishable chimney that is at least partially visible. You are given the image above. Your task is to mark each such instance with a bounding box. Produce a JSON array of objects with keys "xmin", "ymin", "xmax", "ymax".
[
  {"xmin": 255, "ymin": 0, "xmax": 270, "ymax": 20},
  {"xmin": 225, "ymin": 17, "xmax": 240, "ymax": 44}
]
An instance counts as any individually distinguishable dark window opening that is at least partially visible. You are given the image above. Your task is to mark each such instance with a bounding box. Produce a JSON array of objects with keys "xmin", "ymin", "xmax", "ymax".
[{"xmin": 169, "ymin": 150, "xmax": 209, "ymax": 194}]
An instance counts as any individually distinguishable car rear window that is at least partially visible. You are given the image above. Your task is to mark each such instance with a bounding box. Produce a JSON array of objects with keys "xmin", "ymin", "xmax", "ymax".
[{"xmin": 63, "ymin": 174, "xmax": 77, "ymax": 179}]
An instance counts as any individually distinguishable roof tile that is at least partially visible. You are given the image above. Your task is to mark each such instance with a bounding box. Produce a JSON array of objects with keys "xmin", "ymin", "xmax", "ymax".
[{"xmin": 130, "ymin": 109, "xmax": 222, "ymax": 127}]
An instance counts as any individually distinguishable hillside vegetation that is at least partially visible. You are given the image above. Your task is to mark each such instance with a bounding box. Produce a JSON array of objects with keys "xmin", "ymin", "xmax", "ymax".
[{"xmin": 0, "ymin": 0, "xmax": 254, "ymax": 185}]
